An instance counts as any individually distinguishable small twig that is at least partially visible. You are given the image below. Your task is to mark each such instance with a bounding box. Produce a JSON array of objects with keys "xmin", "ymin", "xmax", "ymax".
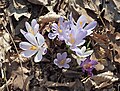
[
  {"xmin": 90, "ymin": 0, "xmax": 106, "ymax": 28},
  {"xmin": 1, "ymin": 20, "xmax": 25, "ymax": 90}
]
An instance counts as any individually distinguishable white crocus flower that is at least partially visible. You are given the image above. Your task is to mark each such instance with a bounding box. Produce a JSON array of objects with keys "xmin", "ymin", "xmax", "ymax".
[
  {"xmin": 72, "ymin": 46, "xmax": 93, "ymax": 65},
  {"xmin": 19, "ymin": 33, "xmax": 47, "ymax": 62},
  {"xmin": 20, "ymin": 19, "xmax": 39, "ymax": 36}
]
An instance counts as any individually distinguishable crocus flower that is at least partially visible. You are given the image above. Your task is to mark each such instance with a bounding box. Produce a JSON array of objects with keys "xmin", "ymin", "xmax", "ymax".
[
  {"xmin": 20, "ymin": 19, "xmax": 39, "ymax": 36},
  {"xmin": 65, "ymin": 27, "xmax": 87, "ymax": 50},
  {"xmin": 74, "ymin": 46, "xmax": 93, "ymax": 65},
  {"xmin": 48, "ymin": 17, "xmax": 70, "ymax": 40},
  {"xmin": 19, "ymin": 33, "xmax": 47, "ymax": 62},
  {"xmin": 69, "ymin": 13, "xmax": 97, "ymax": 36},
  {"xmin": 54, "ymin": 52, "xmax": 71, "ymax": 68},
  {"xmin": 80, "ymin": 57, "xmax": 98, "ymax": 76}
]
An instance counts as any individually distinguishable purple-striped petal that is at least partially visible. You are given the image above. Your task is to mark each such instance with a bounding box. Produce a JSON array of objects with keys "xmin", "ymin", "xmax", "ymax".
[
  {"xmin": 48, "ymin": 33, "xmax": 57, "ymax": 39},
  {"xmin": 52, "ymin": 23, "xmax": 58, "ymax": 30}
]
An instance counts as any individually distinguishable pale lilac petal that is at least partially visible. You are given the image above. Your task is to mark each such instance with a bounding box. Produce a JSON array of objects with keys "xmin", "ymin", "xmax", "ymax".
[
  {"xmin": 62, "ymin": 52, "xmax": 67, "ymax": 59},
  {"xmin": 33, "ymin": 24, "xmax": 39, "ymax": 35},
  {"xmin": 24, "ymin": 33, "xmax": 38, "ymax": 45},
  {"xmin": 64, "ymin": 64, "xmax": 70, "ymax": 68},
  {"xmin": 20, "ymin": 29, "xmax": 27, "ymax": 35},
  {"xmin": 57, "ymin": 53, "xmax": 62, "ymax": 61},
  {"xmin": 31, "ymin": 19, "xmax": 37, "ymax": 28},
  {"xmin": 77, "ymin": 15, "xmax": 87, "ymax": 28},
  {"xmin": 48, "ymin": 33, "xmax": 57, "ymax": 39},
  {"xmin": 84, "ymin": 21, "xmax": 97, "ymax": 35},
  {"xmin": 25, "ymin": 22, "xmax": 32, "ymax": 32},
  {"xmin": 66, "ymin": 58, "xmax": 71, "ymax": 63},
  {"xmin": 19, "ymin": 42, "xmax": 32, "ymax": 50},
  {"xmin": 58, "ymin": 35, "xmax": 64, "ymax": 40},
  {"xmin": 59, "ymin": 17, "xmax": 64, "ymax": 25},
  {"xmin": 34, "ymin": 51, "xmax": 42, "ymax": 62},
  {"xmin": 52, "ymin": 23, "xmax": 58, "ymax": 30},
  {"xmin": 54, "ymin": 59, "xmax": 59, "ymax": 65},
  {"xmin": 58, "ymin": 65, "xmax": 63, "ymax": 68},
  {"xmin": 75, "ymin": 40, "xmax": 86, "ymax": 46},
  {"xmin": 76, "ymin": 29, "xmax": 87, "ymax": 39},
  {"xmin": 36, "ymin": 33, "xmax": 45, "ymax": 46},
  {"xmin": 21, "ymin": 50, "xmax": 37, "ymax": 58}
]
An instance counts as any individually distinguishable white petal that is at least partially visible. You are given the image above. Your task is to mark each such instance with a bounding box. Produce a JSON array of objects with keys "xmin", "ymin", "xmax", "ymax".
[
  {"xmin": 34, "ymin": 51, "xmax": 42, "ymax": 62},
  {"xmin": 31, "ymin": 19, "xmax": 37, "ymax": 28},
  {"xmin": 24, "ymin": 33, "xmax": 38, "ymax": 46},
  {"xmin": 76, "ymin": 58, "xmax": 86, "ymax": 65},
  {"xmin": 80, "ymin": 46, "xmax": 86, "ymax": 54},
  {"xmin": 21, "ymin": 50, "xmax": 37, "ymax": 58},
  {"xmin": 83, "ymin": 50, "xmax": 93, "ymax": 57},
  {"xmin": 25, "ymin": 22, "xmax": 32, "ymax": 32},
  {"xmin": 19, "ymin": 42, "xmax": 32, "ymax": 50}
]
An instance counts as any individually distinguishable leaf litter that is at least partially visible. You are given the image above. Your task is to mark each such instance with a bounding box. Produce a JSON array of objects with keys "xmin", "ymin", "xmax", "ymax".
[{"xmin": 0, "ymin": 0, "xmax": 120, "ymax": 91}]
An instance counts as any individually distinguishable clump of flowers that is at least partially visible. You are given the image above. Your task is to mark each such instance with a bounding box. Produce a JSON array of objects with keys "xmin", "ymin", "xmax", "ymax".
[
  {"xmin": 80, "ymin": 57, "xmax": 98, "ymax": 76},
  {"xmin": 19, "ymin": 13, "xmax": 98, "ymax": 77},
  {"xmin": 19, "ymin": 19, "xmax": 47, "ymax": 62},
  {"xmin": 54, "ymin": 52, "xmax": 71, "ymax": 68}
]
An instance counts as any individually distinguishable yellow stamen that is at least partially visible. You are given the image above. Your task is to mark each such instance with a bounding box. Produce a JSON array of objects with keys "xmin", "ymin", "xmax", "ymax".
[
  {"xmin": 30, "ymin": 45, "xmax": 37, "ymax": 50},
  {"xmin": 80, "ymin": 22, "xmax": 82, "ymax": 26},
  {"xmin": 58, "ymin": 29, "xmax": 62, "ymax": 33},
  {"xmin": 58, "ymin": 22, "xmax": 60, "ymax": 27},
  {"xmin": 69, "ymin": 34, "xmax": 75, "ymax": 44},
  {"xmin": 59, "ymin": 60, "xmax": 65, "ymax": 65},
  {"xmin": 28, "ymin": 28, "xmax": 34, "ymax": 35},
  {"xmin": 83, "ymin": 63, "xmax": 92, "ymax": 69}
]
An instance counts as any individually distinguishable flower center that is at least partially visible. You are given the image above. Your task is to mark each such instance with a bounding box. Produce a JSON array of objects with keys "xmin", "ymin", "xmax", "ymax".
[
  {"xmin": 58, "ymin": 29, "xmax": 62, "ymax": 33},
  {"xmin": 59, "ymin": 59, "xmax": 65, "ymax": 65},
  {"xmin": 80, "ymin": 22, "xmax": 82, "ymax": 26},
  {"xmin": 83, "ymin": 63, "xmax": 92, "ymax": 69},
  {"xmin": 28, "ymin": 28, "xmax": 35, "ymax": 35},
  {"xmin": 69, "ymin": 34, "xmax": 75, "ymax": 44},
  {"xmin": 30, "ymin": 45, "xmax": 38, "ymax": 50}
]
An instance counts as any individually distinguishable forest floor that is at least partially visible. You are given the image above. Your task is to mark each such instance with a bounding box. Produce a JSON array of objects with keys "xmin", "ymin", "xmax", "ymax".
[{"xmin": 0, "ymin": 0, "xmax": 120, "ymax": 91}]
